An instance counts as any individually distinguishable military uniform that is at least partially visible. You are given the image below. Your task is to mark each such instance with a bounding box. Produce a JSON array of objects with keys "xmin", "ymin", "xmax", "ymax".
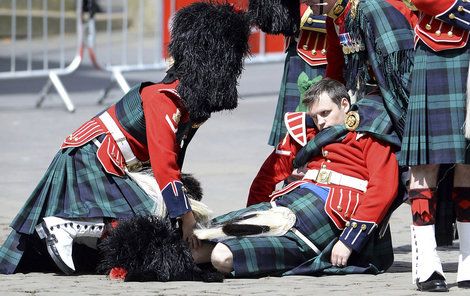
[
  {"xmin": 327, "ymin": 0, "xmax": 414, "ymax": 137},
  {"xmin": 398, "ymin": 0, "xmax": 470, "ymax": 290},
  {"xmin": 269, "ymin": 6, "xmax": 333, "ymax": 146},
  {"xmin": 0, "ymin": 74, "xmax": 200, "ymax": 274},
  {"xmin": 401, "ymin": 0, "xmax": 470, "ymax": 165},
  {"xmin": 214, "ymin": 112, "xmax": 398, "ymax": 277}
]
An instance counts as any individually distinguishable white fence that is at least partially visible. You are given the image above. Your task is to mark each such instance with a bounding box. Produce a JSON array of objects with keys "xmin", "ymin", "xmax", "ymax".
[{"xmin": 0, "ymin": 0, "xmax": 285, "ymax": 112}]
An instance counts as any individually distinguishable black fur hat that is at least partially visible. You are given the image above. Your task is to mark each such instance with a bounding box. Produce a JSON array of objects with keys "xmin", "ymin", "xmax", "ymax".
[
  {"xmin": 97, "ymin": 216, "xmax": 223, "ymax": 282},
  {"xmin": 248, "ymin": 0, "xmax": 300, "ymax": 36},
  {"xmin": 169, "ymin": 1, "xmax": 251, "ymax": 123}
]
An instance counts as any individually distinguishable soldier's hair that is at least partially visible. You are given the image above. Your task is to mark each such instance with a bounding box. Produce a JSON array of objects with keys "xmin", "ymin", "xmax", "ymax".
[{"xmin": 303, "ymin": 78, "xmax": 351, "ymax": 108}]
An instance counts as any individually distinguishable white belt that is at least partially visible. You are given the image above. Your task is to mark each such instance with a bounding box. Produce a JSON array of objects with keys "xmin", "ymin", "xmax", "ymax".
[
  {"xmin": 303, "ymin": 168, "xmax": 368, "ymax": 192},
  {"xmin": 98, "ymin": 111, "xmax": 141, "ymax": 171}
]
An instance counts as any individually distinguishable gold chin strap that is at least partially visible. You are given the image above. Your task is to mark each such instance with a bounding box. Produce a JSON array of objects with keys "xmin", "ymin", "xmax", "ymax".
[{"xmin": 327, "ymin": 0, "xmax": 349, "ymax": 19}]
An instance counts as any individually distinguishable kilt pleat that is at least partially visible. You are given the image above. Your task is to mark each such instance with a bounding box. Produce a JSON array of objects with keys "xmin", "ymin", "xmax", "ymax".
[
  {"xmin": 400, "ymin": 43, "xmax": 470, "ymax": 165},
  {"xmin": 10, "ymin": 142, "xmax": 156, "ymax": 236}
]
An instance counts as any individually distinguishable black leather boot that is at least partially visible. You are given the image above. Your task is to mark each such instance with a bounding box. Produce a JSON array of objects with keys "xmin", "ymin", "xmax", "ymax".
[{"xmin": 416, "ymin": 272, "xmax": 448, "ymax": 292}]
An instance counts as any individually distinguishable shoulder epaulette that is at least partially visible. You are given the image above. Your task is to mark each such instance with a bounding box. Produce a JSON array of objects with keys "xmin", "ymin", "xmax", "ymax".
[{"xmin": 284, "ymin": 112, "xmax": 307, "ymax": 146}]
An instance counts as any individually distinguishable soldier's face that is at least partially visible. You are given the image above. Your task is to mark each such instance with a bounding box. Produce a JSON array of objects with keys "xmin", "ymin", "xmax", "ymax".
[
  {"xmin": 301, "ymin": 0, "xmax": 336, "ymax": 15},
  {"xmin": 308, "ymin": 92, "xmax": 350, "ymax": 131}
]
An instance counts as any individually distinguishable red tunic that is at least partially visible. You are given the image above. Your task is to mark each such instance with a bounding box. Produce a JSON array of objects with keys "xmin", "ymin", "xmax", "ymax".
[
  {"xmin": 412, "ymin": 0, "xmax": 469, "ymax": 51},
  {"xmin": 247, "ymin": 112, "xmax": 399, "ymax": 251},
  {"xmin": 62, "ymin": 81, "xmax": 193, "ymax": 219}
]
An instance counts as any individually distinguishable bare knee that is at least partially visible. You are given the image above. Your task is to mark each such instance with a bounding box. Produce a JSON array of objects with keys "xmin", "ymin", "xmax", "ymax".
[{"xmin": 211, "ymin": 243, "xmax": 233, "ymax": 274}]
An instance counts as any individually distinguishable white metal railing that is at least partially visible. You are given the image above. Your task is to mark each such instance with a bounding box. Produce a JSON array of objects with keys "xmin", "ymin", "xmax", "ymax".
[
  {"xmin": 0, "ymin": 0, "xmax": 83, "ymax": 112},
  {"xmin": 0, "ymin": 0, "xmax": 285, "ymax": 112}
]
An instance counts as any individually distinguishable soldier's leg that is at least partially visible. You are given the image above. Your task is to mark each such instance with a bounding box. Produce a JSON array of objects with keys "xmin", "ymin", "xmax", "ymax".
[
  {"xmin": 409, "ymin": 164, "xmax": 448, "ymax": 292},
  {"xmin": 453, "ymin": 164, "xmax": 470, "ymax": 288}
]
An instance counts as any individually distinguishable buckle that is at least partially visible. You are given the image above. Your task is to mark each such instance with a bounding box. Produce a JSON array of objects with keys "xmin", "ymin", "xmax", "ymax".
[{"xmin": 315, "ymin": 168, "xmax": 332, "ymax": 184}]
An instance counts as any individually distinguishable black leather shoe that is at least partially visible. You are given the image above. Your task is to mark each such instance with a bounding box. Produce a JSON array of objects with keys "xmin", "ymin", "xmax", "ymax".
[
  {"xmin": 458, "ymin": 280, "xmax": 470, "ymax": 289},
  {"xmin": 416, "ymin": 272, "xmax": 448, "ymax": 292}
]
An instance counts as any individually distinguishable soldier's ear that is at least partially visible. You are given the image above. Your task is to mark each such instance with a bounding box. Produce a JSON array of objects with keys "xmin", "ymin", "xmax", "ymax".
[{"xmin": 340, "ymin": 97, "xmax": 350, "ymax": 112}]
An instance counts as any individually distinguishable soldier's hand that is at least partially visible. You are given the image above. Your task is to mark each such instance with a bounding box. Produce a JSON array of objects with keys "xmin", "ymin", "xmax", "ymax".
[
  {"xmin": 331, "ymin": 240, "xmax": 352, "ymax": 267},
  {"xmin": 181, "ymin": 211, "xmax": 201, "ymax": 249}
]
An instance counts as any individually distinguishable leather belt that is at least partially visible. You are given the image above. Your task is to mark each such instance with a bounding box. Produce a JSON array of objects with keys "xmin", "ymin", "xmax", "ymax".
[
  {"xmin": 98, "ymin": 111, "xmax": 142, "ymax": 172},
  {"xmin": 303, "ymin": 168, "xmax": 368, "ymax": 192}
]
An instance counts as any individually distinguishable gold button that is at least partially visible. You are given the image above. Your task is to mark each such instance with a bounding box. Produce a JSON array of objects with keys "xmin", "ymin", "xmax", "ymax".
[
  {"xmin": 322, "ymin": 150, "xmax": 329, "ymax": 157},
  {"xmin": 307, "ymin": 17, "xmax": 314, "ymax": 24},
  {"xmin": 303, "ymin": 44, "xmax": 308, "ymax": 50},
  {"xmin": 321, "ymin": 49, "xmax": 327, "ymax": 55},
  {"xmin": 449, "ymin": 13, "xmax": 456, "ymax": 20},
  {"xmin": 448, "ymin": 30, "xmax": 454, "ymax": 37},
  {"xmin": 74, "ymin": 137, "xmax": 78, "ymax": 141},
  {"xmin": 327, "ymin": 159, "xmax": 331, "ymax": 163},
  {"xmin": 321, "ymin": 164, "xmax": 327, "ymax": 169},
  {"xmin": 311, "ymin": 50, "xmax": 317, "ymax": 55},
  {"xmin": 458, "ymin": 6, "xmax": 464, "ymax": 12},
  {"xmin": 345, "ymin": 221, "xmax": 350, "ymax": 227},
  {"xmin": 69, "ymin": 135, "xmax": 73, "ymax": 140},
  {"xmin": 361, "ymin": 224, "xmax": 367, "ymax": 231},
  {"xmin": 352, "ymin": 222, "xmax": 358, "ymax": 229},
  {"xmin": 435, "ymin": 30, "xmax": 441, "ymax": 36},
  {"xmin": 337, "ymin": 205, "xmax": 343, "ymax": 212},
  {"xmin": 425, "ymin": 23, "xmax": 431, "ymax": 30}
]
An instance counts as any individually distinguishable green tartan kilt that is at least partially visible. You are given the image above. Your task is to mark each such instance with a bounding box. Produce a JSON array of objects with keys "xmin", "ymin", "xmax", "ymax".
[
  {"xmin": 268, "ymin": 43, "xmax": 326, "ymax": 146},
  {"xmin": 400, "ymin": 42, "xmax": 470, "ymax": 165},
  {"xmin": 0, "ymin": 140, "xmax": 156, "ymax": 274},
  {"xmin": 211, "ymin": 187, "xmax": 394, "ymax": 277}
]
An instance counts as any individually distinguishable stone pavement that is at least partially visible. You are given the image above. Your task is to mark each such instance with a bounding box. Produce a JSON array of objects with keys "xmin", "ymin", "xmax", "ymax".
[{"xmin": 0, "ymin": 61, "xmax": 467, "ymax": 295}]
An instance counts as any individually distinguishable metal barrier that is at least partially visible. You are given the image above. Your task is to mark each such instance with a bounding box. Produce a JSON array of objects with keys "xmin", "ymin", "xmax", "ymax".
[
  {"xmin": 0, "ymin": 0, "xmax": 83, "ymax": 112},
  {"xmin": 95, "ymin": 0, "xmax": 166, "ymax": 103},
  {"xmin": 0, "ymin": 0, "xmax": 285, "ymax": 111}
]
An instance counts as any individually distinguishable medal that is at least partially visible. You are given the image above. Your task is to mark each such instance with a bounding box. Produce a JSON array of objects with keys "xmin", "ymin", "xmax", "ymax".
[{"xmin": 344, "ymin": 110, "xmax": 360, "ymax": 131}]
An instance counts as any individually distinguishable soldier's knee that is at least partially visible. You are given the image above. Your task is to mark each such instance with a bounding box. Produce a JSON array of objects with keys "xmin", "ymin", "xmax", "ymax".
[{"xmin": 211, "ymin": 243, "xmax": 233, "ymax": 274}]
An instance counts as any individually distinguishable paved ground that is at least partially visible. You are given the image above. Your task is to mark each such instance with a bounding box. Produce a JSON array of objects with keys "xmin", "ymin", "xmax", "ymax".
[{"xmin": 0, "ymin": 58, "xmax": 467, "ymax": 295}]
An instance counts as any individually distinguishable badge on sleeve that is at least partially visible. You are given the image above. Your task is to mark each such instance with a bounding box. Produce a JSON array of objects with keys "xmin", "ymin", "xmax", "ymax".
[{"xmin": 345, "ymin": 110, "xmax": 360, "ymax": 131}]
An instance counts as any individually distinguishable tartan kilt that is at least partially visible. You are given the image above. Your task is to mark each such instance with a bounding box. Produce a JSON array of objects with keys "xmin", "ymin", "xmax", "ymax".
[
  {"xmin": 0, "ymin": 140, "xmax": 156, "ymax": 274},
  {"xmin": 211, "ymin": 188, "xmax": 338, "ymax": 277},
  {"xmin": 268, "ymin": 43, "xmax": 326, "ymax": 146},
  {"xmin": 400, "ymin": 42, "xmax": 470, "ymax": 166},
  {"xmin": 212, "ymin": 185, "xmax": 393, "ymax": 277}
]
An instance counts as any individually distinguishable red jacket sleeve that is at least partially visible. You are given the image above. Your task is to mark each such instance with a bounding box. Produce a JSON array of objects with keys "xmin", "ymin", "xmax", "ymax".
[
  {"xmin": 339, "ymin": 136, "xmax": 399, "ymax": 252},
  {"xmin": 142, "ymin": 89, "xmax": 191, "ymax": 218},
  {"xmin": 353, "ymin": 136, "xmax": 399, "ymax": 223},
  {"xmin": 247, "ymin": 134, "xmax": 303, "ymax": 206}
]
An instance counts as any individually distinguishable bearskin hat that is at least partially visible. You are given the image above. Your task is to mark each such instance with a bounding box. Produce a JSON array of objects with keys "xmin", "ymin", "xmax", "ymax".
[
  {"xmin": 169, "ymin": 1, "xmax": 251, "ymax": 123},
  {"xmin": 248, "ymin": 0, "xmax": 300, "ymax": 36},
  {"xmin": 97, "ymin": 216, "xmax": 224, "ymax": 282}
]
